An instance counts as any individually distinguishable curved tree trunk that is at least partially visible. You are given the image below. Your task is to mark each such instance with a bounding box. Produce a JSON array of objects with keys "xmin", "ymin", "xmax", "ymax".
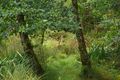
[
  {"xmin": 17, "ymin": 13, "xmax": 44, "ymax": 76},
  {"xmin": 72, "ymin": 0, "xmax": 91, "ymax": 75}
]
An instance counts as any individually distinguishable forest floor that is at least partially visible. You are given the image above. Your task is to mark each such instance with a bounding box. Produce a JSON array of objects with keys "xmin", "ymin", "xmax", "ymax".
[{"xmin": 0, "ymin": 34, "xmax": 120, "ymax": 80}]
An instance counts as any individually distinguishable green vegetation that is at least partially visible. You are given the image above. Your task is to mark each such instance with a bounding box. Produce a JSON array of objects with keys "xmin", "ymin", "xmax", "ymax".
[{"xmin": 0, "ymin": 0, "xmax": 120, "ymax": 80}]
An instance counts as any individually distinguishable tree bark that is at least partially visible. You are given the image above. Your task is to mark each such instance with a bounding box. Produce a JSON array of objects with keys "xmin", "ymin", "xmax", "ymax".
[
  {"xmin": 41, "ymin": 28, "xmax": 46, "ymax": 45},
  {"xmin": 17, "ymin": 13, "xmax": 44, "ymax": 76},
  {"xmin": 72, "ymin": 0, "xmax": 91, "ymax": 68}
]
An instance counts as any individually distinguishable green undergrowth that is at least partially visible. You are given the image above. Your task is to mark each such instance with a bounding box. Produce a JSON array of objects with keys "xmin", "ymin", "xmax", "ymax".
[
  {"xmin": 0, "ymin": 53, "xmax": 42, "ymax": 80},
  {"xmin": 0, "ymin": 34, "xmax": 120, "ymax": 80},
  {"xmin": 1, "ymin": 51, "xmax": 119, "ymax": 80}
]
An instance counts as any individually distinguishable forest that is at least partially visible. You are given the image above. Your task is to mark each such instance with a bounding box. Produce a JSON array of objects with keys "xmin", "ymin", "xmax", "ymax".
[{"xmin": 0, "ymin": 0, "xmax": 120, "ymax": 80}]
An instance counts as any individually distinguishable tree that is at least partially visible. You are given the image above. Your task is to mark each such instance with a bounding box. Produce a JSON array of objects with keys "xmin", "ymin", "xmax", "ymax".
[
  {"xmin": 17, "ymin": 13, "xmax": 44, "ymax": 75},
  {"xmin": 72, "ymin": 0, "xmax": 91, "ymax": 76},
  {"xmin": 0, "ymin": 0, "xmax": 44, "ymax": 76}
]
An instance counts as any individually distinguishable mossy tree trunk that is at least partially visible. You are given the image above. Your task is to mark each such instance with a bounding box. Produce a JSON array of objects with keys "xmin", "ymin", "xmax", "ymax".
[
  {"xmin": 17, "ymin": 13, "xmax": 44, "ymax": 76},
  {"xmin": 41, "ymin": 28, "xmax": 46, "ymax": 45},
  {"xmin": 72, "ymin": 0, "xmax": 91, "ymax": 76}
]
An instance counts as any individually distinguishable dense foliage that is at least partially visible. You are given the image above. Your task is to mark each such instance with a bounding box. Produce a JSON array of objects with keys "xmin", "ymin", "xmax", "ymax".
[{"xmin": 0, "ymin": 0, "xmax": 120, "ymax": 80}]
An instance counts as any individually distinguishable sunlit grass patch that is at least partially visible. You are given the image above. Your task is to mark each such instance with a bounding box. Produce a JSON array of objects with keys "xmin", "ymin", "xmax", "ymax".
[{"xmin": 45, "ymin": 54, "xmax": 81, "ymax": 80}]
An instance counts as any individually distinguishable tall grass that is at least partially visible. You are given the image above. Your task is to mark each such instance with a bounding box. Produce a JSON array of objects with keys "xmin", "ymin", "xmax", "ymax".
[{"xmin": 1, "ymin": 33, "xmax": 120, "ymax": 80}]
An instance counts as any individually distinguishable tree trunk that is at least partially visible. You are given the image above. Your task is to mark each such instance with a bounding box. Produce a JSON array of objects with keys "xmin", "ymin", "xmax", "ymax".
[
  {"xmin": 17, "ymin": 13, "xmax": 44, "ymax": 76},
  {"xmin": 72, "ymin": 0, "xmax": 91, "ymax": 71},
  {"xmin": 41, "ymin": 28, "xmax": 46, "ymax": 45}
]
